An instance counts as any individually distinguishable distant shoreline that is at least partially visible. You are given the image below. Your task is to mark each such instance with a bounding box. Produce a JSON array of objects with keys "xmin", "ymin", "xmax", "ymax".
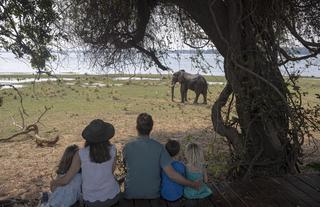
[
  {"xmin": 1, "ymin": 51, "xmax": 319, "ymax": 77},
  {"xmin": 0, "ymin": 72, "xmax": 319, "ymax": 78}
]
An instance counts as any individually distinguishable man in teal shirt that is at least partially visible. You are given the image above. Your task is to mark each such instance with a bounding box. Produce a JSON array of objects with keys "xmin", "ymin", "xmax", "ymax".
[{"xmin": 123, "ymin": 113, "xmax": 200, "ymax": 199}]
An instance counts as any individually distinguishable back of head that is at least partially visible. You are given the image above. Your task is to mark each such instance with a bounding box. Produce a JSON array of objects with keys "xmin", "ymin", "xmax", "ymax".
[
  {"xmin": 185, "ymin": 143, "xmax": 204, "ymax": 169},
  {"xmin": 85, "ymin": 141, "xmax": 111, "ymax": 163},
  {"xmin": 81, "ymin": 119, "xmax": 115, "ymax": 163},
  {"xmin": 56, "ymin": 144, "xmax": 79, "ymax": 175},
  {"xmin": 136, "ymin": 113, "xmax": 153, "ymax": 136},
  {"xmin": 165, "ymin": 139, "xmax": 180, "ymax": 157}
]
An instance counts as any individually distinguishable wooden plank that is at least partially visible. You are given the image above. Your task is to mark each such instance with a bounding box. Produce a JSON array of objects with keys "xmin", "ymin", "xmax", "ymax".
[
  {"xmin": 253, "ymin": 177, "xmax": 294, "ymax": 207},
  {"xmin": 166, "ymin": 199, "xmax": 184, "ymax": 207},
  {"xmin": 296, "ymin": 174, "xmax": 320, "ymax": 192},
  {"xmin": 269, "ymin": 177, "xmax": 314, "ymax": 207},
  {"xmin": 134, "ymin": 199, "xmax": 151, "ymax": 207},
  {"xmin": 270, "ymin": 177, "xmax": 317, "ymax": 207},
  {"xmin": 249, "ymin": 179, "xmax": 288, "ymax": 207},
  {"xmin": 184, "ymin": 199, "xmax": 198, "ymax": 207},
  {"xmin": 149, "ymin": 198, "xmax": 167, "ymax": 207},
  {"xmin": 198, "ymin": 197, "xmax": 215, "ymax": 207},
  {"xmin": 209, "ymin": 194, "xmax": 230, "ymax": 207},
  {"xmin": 211, "ymin": 182, "xmax": 248, "ymax": 207},
  {"xmin": 209, "ymin": 183, "xmax": 234, "ymax": 207},
  {"xmin": 115, "ymin": 174, "xmax": 320, "ymax": 207},
  {"xmin": 307, "ymin": 174, "xmax": 320, "ymax": 189},
  {"xmin": 285, "ymin": 175, "xmax": 320, "ymax": 203},
  {"xmin": 119, "ymin": 198, "xmax": 134, "ymax": 207},
  {"xmin": 229, "ymin": 180, "xmax": 265, "ymax": 207}
]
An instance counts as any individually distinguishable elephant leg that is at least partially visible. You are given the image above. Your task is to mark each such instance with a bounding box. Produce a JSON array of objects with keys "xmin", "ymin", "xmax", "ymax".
[
  {"xmin": 185, "ymin": 89, "xmax": 188, "ymax": 102},
  {"xmin": 194, "ymin": 92, "xmax": 200, "ymax": 104},
  {"xmin": 203, "ymin": 90, "xmax": 207, "ymax": 104},
  {"xmin": 180, "ymin": 84, "xmax": 185, "ymax": 103}
]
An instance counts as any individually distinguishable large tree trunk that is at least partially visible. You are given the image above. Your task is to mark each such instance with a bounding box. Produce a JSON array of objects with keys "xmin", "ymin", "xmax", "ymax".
[
  {"xmin": 172, "ymin": 0, "xmax": 298, "ymax": 176},
  {"xmin": 226, "ymin": 56, "xmax": 293, "ymax": 176}
]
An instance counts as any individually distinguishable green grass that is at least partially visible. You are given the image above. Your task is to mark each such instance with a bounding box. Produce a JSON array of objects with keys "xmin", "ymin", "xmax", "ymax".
[
  {"xmin": 0, "ymin": 74, "xmax": 225, "ymax": 137},
  {"xmin": 0, "ymin": 74, "xmax": 318, "ymax": 134}
]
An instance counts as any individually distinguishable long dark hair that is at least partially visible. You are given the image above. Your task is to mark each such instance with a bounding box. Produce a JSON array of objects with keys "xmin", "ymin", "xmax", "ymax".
[
  {"xmin": 56, "ymin": 144, "xmax": 79, "ymax": 175},
  {"xmin": 85, "ymin": 140, "xmax": 112, "ymax": 163}
]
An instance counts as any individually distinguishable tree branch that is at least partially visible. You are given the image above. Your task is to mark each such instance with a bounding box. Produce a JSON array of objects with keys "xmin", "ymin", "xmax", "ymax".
[
  {"xmin": 0, "ymin": 84, "xmax": 28, "ymax": 116},
  {"xmin": 133, "ymin": 44, "xmax": 171, "ymax": 71},
  {"xmin": 0, "ymin": 106, "xmax": 58, "ymax": 146},
  {"xmin": 285, "ymin": 19, "xmax": 320, "ymax": 50},
  {"xmin": 131, "ymin": 0, "xmax": 153, "ymax": 44},
  {"xmin": 278, "ymin": 47, "xmax": 320, "ymax": 65},
  {"xmin": 0, "ymin": 124, "xmax": 38, "ymax": 142},
  {"xmin": 211, "ymin": 83, "xmax": 242, "ymax": 151},
  {"xmin": 183, "ymin": 39, "xmax": 211, "ymax": 49},
  {"xmin": 208, "ymin": 0, "xmax": 230, "ymax": 49}
]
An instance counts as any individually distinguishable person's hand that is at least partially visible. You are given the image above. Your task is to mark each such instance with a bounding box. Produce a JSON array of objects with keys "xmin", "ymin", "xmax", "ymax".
[
  {"xmin": 192, "ymin": 180, "xmax": 202, "ymax": 190},
  {"xmin": 116, "ymin": 175, "xmax": 126, "ymax": 184}
]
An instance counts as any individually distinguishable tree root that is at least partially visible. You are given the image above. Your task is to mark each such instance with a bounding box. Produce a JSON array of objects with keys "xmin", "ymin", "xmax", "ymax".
[{"xmin": 34, "ymin": 133, "xmax": 60, "ymax": 147}]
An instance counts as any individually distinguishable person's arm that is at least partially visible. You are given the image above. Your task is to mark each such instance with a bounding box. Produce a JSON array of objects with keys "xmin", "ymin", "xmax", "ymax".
[
  {"xmin": 112, "ymin": 147, "xmax": 117, "ymax": 173},
  {"xmin": 115, "ymin": 146, "xmax": 126, "ymax": 184},
  {"xmin": 122, "ymin": 145, "xmax": 127, "ymax": 173},
  {"xmin": 50, "ymin": 151, "xmax": 81, "ymax": 191},
  {"xmin": 163, "ymin": 165, "xmax": 201, "ymax": 190}
]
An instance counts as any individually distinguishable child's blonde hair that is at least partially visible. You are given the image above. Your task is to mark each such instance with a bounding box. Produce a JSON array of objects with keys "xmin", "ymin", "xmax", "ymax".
[
  {"xmin": 56, "ymin": 144, "xmax": 79, "ymax": 175},
  {"xmin": 185, "ymin": 143, "xmax": 204, "ymax": 170}
]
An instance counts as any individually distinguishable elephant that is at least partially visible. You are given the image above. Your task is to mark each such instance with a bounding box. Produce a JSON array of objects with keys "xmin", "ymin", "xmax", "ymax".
[{"xmin": 171, "ymin": 70, "xmax": 208, "ymax": 104}]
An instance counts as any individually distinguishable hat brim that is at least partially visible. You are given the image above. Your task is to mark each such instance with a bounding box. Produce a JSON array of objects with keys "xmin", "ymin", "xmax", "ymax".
[{"xmin": 82, "ymin": 120, "xmax": 115, "ymax": 143}]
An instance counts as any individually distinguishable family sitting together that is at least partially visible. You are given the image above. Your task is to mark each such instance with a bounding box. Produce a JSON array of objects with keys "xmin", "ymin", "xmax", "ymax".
[{"xmin": 44, "ymin": 113, "xmax": 212, "ymax": 207}]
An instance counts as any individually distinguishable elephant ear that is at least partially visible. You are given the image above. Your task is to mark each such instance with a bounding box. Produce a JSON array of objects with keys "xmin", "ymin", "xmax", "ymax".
[{"xmin": 178, "ymin": 73, "xmax": 185, "ymax": 82}]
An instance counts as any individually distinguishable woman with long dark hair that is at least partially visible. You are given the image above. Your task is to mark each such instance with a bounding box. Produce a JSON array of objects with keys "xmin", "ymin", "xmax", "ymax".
[{"xmin": 50, "ymin": 119, "xmax": 120, "ymax": 207}]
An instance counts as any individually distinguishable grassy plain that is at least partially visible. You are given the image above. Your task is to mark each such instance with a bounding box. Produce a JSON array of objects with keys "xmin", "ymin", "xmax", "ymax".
[{"xmin": 0, "ymin": 74, "xmax": 319, "ymax": 200}]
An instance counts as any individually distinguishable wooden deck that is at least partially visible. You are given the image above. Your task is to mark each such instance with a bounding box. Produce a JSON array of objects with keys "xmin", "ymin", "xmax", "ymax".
[
  {"xmin": 0, "ymin": 174, "xmax": 320, "ymax": 207},
  {"xmin": 113, "ymin": 174, "xmax": 320, "ymax": 207}
]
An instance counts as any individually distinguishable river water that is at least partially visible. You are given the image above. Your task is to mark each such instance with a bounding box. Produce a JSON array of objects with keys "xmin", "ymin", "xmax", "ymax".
[{"xmin": 0, "ymin": 51, "xmax": 319, "ymax": 77}]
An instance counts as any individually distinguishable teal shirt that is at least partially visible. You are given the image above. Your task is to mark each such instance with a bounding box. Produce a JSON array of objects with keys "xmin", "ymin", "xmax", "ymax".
[
  {"xmin": 123, "ymin": 136, "xmax": 172, "ymax": 199},
  {"xmin": 183, "ymin": 170, "xmax": 212, "ymax": 199}
]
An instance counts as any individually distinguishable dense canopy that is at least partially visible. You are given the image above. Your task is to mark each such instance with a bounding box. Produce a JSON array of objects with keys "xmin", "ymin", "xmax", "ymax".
[{"xmin": 0, "ymin": 0, "xmax": 58, "ymax": 69}]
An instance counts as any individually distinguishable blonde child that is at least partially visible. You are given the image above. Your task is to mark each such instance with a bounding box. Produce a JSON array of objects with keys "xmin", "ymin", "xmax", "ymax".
[
  {"xmin": 183, "ymin": 143, "xmax": 212, "ymax": 199},
  {"xmin": 40, "ymin": 144, "xmax": 82, "ymax": 207}
]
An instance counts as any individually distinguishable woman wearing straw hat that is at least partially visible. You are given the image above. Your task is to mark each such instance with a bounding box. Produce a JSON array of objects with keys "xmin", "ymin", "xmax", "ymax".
[{"xmin": 50, "ymin": 119, "xmax": 120, "ymax": 207}]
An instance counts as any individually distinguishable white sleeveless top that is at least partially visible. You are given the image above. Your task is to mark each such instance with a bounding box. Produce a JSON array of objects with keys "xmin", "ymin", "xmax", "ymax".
[{"xmin": 79, "ymin": 144, "xmax": 120, "ymax": 202}]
